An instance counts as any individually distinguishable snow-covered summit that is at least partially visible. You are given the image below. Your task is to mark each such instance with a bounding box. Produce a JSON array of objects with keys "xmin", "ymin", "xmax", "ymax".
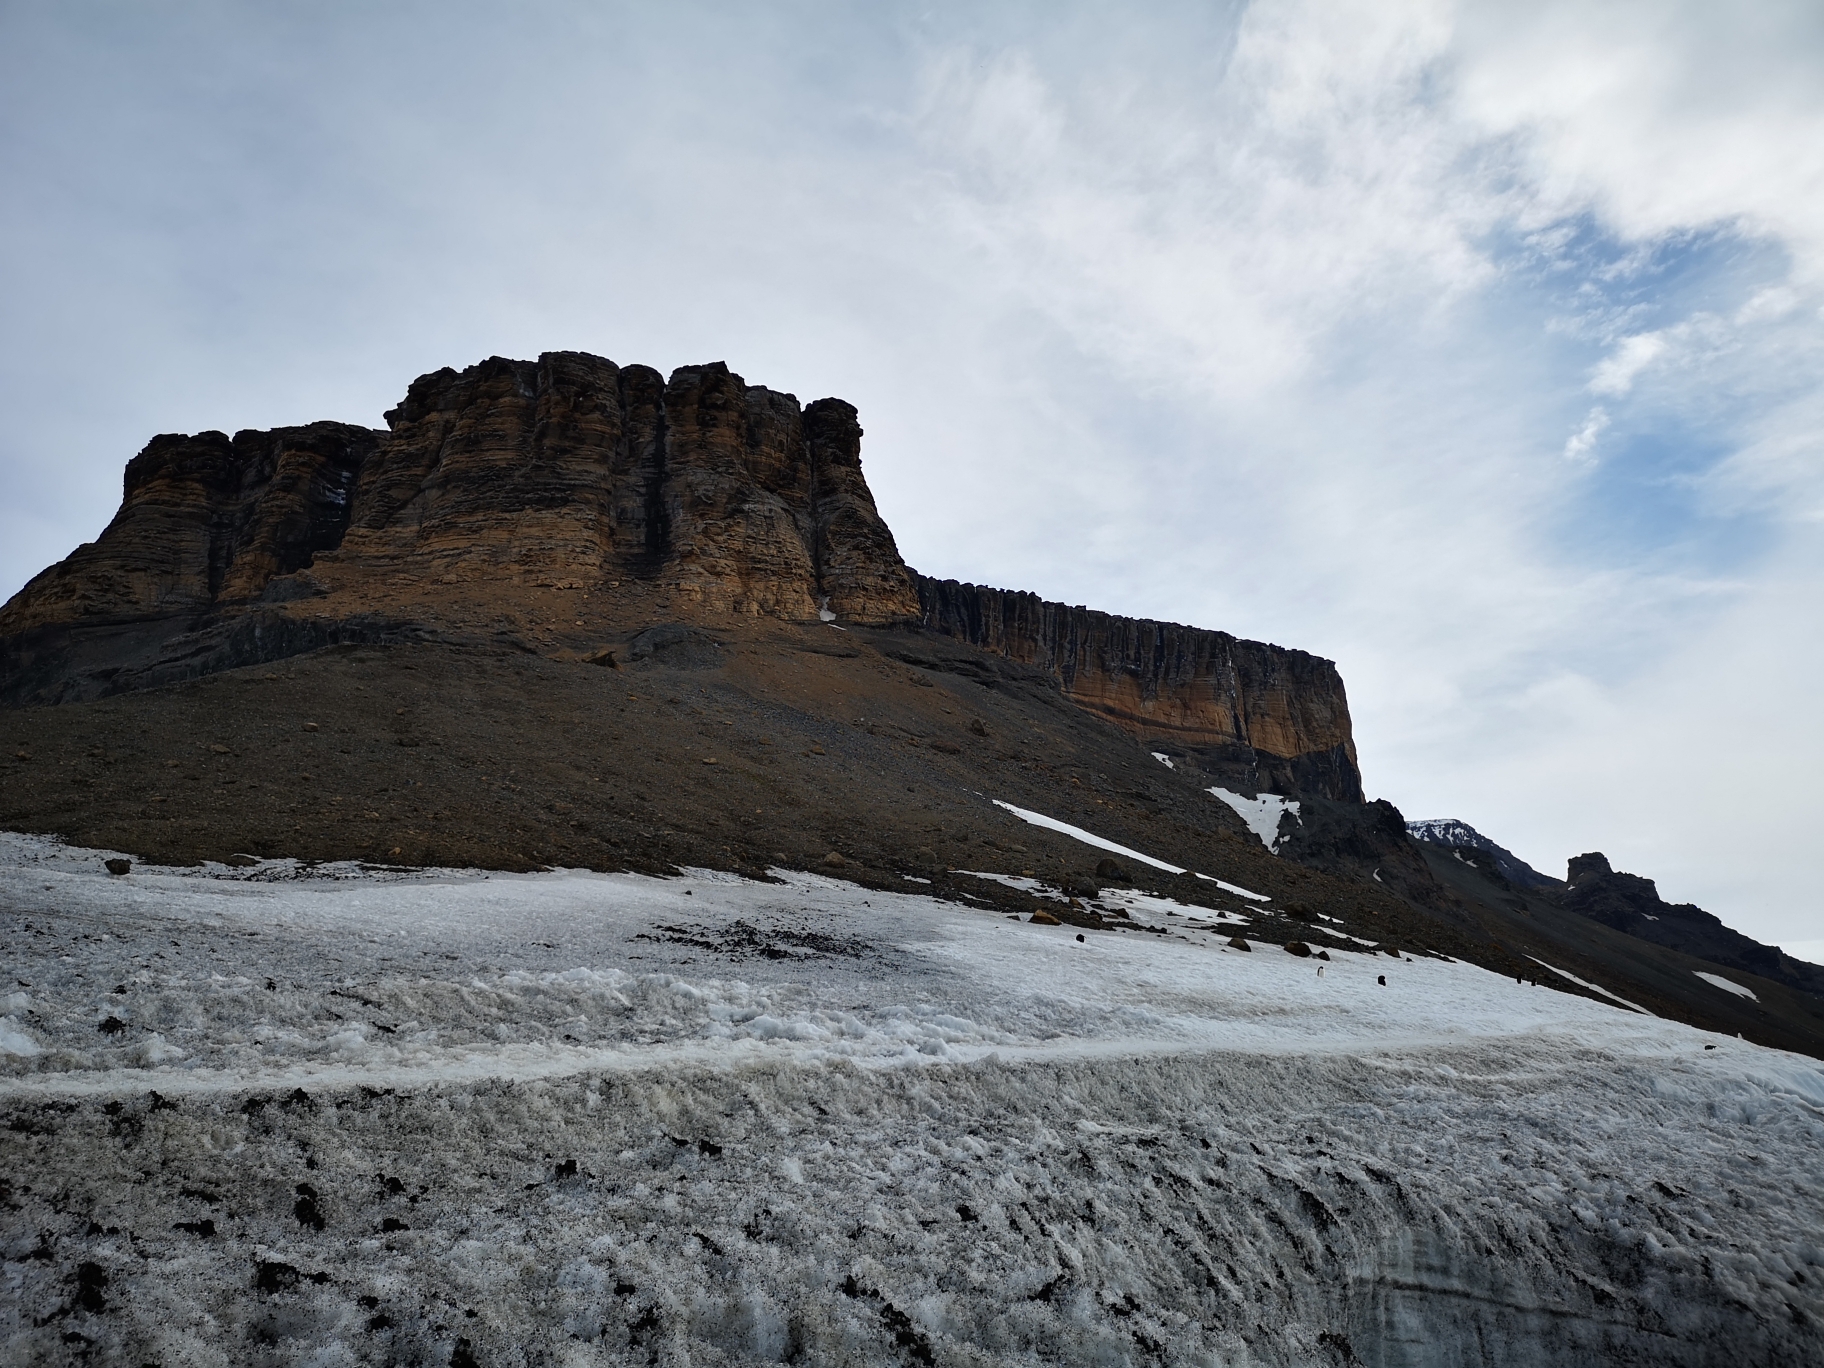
[{"xmin": 1406, "ymin": 816, "xmax": 1560, "ymax": 888}]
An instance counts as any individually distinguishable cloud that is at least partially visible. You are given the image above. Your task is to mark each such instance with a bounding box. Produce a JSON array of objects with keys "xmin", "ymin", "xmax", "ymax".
[
  {"xmin": 1563, "ymin": 407, "xmax": 1609, "ymax": 461},
  {"xmin": 0, "ymin": 0, "xmax": 1819, "ymax": 946},
  {"xmin": 1589, "ymin": 334, "xmax": 1667, "ymax": 396}
]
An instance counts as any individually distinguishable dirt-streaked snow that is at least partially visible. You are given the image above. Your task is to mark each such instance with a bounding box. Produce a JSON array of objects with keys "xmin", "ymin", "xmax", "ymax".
[{"xmin": 3, "ymin": 833, "xmax": 1821, "ymax": 1366}]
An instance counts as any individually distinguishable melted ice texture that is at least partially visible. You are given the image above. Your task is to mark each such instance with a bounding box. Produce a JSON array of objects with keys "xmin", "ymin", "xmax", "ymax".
[{"xmin": 2, "ymin": 832, "xmax": 1821, "ymax": 1366}]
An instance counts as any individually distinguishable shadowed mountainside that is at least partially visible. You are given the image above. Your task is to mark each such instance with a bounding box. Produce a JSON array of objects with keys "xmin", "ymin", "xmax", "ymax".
[{"xmin": 1561, "ymin": 851, "xmax": 1824, "ymax": 998}]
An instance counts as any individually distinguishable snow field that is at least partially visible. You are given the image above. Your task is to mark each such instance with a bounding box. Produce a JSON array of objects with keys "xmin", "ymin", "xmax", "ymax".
[{"xmin": 3, "ymin": 834, "xmax": 1823, "ymax": 1366}]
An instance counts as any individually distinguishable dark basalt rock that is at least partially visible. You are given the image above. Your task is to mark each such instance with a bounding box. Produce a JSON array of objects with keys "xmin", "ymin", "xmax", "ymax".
[
  {"xmin": 1562, "ymin": 852, "xmax": 1824, "ymax": 998},
  {"xmin": 626, "ymin": 624, "xmax": 723, "ymax": 670}
]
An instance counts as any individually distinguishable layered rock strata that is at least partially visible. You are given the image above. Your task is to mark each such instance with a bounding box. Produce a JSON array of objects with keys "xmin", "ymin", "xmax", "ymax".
[
  {"xmin": 0, "ymin": 354, "xmax": 921, "ymax": 703},
  {"xmin": 0, "ymin": 422, "xmax": 382, "ymax": 636},
  {"xmin": 912, "ymin": 577, "xmax": 1363, "ymax": 802},
  {"xmin": 1, "ymin": 351, "xmax": 1367, "ymax": 810},
  {"xmin": 330, "ymin": 354, "xmax": 917, "ymax": 623}
]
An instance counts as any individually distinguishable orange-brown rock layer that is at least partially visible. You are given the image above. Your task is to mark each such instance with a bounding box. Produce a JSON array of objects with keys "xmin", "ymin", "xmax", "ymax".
[
  {"xmin": 1, "ymin": 354, "xmax": 925, "ymax": 703},
  {"xmin": 0, "ymin": 422, "xmax": 382, "ymax": 636},
  {"xmin": 912, "ymin": 576, "xmax": 1363, "ymax": 802},
  {"xmin": 321, "ymin": 354, "xmax": 916, "ymax": 623},
  {"xmin": 2, "ymin": 350, "xmax": 1360, "ymax": 807}
]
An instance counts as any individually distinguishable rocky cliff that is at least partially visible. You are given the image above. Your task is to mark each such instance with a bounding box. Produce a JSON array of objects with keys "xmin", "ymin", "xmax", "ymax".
[
  {"xmin": 912, "ymin": 577, "xmax": 1362, "ymax": 802},
  {"xmin": 327, "ymin": 354, "xmax": 918, "ymax": 624},
  {"xmin": 0, "ymin": 422, "xmax": 383, "ymax": 636},
  {"xmin": 1, "ymin": 351, "xmax": 1364, "ymax": 808},
  {"xmin": 0, "ymin": 353, "xmax": 922, "ymax": 703}
]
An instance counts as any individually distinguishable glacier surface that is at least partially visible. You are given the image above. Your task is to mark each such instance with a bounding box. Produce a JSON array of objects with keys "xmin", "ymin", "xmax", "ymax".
[{"xmin": 2, "ymin": 833, "xmax": 1821, "ymax": 1366}]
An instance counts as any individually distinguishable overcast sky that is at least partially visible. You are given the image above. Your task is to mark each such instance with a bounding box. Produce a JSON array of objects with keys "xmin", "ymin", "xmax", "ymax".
[{"xmin": 3, "ymin": 1, "xmax": 1820, "ymax": 952}]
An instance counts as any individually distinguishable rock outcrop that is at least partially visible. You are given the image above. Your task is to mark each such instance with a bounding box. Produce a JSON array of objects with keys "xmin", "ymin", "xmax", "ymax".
[
  {"xmin": 1563, "ymin": 853, "xmax": 1824, "ymax": 998},
  {"xmin": 912, "ymin": 577, "xmax": 1362, "ymax": 801},
  {"xmin": 0, "ymin": 353, "xmax": 921, "ymax": 703},
  {"xmin": 328, "ymin": 354, "xmax": 917, "ymax": 623},
  {"xmin": 0, "ymin": 422, "xmax": 382, "ymax": 637},
  {"xmin": 1406, "ymin": 817, "xmax": 1561, "ymax": 889},
  {"xmin": 0, "ymin": 351, "xmax": 1366, "ymax": 813}
]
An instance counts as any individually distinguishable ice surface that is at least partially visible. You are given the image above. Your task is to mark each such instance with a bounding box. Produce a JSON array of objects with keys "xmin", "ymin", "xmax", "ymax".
[
  {"xmin": 3, "ymin": 832, "xmax": 1821, "ymax": 1366},
  {"xmin": 1694, "ymin": 970, "xmax": 1758, "ymax": 1001},
  {"xmin": 1207, "ymin": 786, "xmax": 1302, "ymax": 853}
]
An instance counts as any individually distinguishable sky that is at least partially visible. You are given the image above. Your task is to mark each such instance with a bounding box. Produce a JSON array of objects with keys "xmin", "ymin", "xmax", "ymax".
[{"xmin": 2, "ymin": 0, "xmax": 1821, "ymax": 953}]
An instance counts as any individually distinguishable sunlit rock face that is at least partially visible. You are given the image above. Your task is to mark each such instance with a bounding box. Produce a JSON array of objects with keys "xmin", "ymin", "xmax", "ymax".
[
  {"xmin": 0, "ymin": 354, "xmax": 1362, "ymax": 811},
  {"xmin": 0, "ymin": 353, "xmax": 923, "ymax": 703},
  {"xmin": 332, "ymin": 354, "xmax": 919, "ymax": 624},
  {"xmin": 0, "ymin": 422, "xmax": 381, "ymax": 633}
]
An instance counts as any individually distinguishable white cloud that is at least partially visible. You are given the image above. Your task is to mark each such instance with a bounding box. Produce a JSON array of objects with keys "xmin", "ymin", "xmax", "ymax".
[
  {"xmin": 1451, "ymin": 0, "xmax": 1824, "ymax": 280},
  {"xmin": 1589, "ymin": 334, "xmax": 1667, "ymax": 396},
  {"xmin": 1562, "ymin": 407, "xmax": 1610, "ymax": 461}
]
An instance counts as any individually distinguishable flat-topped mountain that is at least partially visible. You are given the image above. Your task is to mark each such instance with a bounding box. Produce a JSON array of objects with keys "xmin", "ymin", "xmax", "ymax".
[
  {"xmin": 1, "ymin": 352, "xmax": 1357, "ymax": 804},
  {"xmin": 3, "ymin": 350, "xmax": 1820, "ymax": 1059}
]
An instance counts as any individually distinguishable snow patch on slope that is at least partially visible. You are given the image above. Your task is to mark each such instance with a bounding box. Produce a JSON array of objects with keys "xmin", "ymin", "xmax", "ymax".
[
  {"xmin": 992, "ymin": 800, "xmax": 1271, "ymax": 899},
  {"xmin": 1695, "ymin": 970, "xmax": 1759, "ymax": 1001},
  {"xmin": 1208, "ymin": 786, "xmax": 1302, "ymax": 852},
  {"xmin": 991, "ymin": 799, "xmax": 1184, "ymax": 872},
  {"xmin": 1528, "ymin": 957, "xmax": 1652, "ymax": 1014}
]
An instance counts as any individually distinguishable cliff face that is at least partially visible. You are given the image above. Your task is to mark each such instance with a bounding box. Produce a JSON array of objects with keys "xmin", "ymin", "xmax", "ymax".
[
  {"xmin": 0, "ymin": 422, "xmax": 382, "ymax": 636},
  {"xmin": 0, "ymin": 354, "xmax": 922, "ymax": 702},
  {"xmin": 323, "ymin": 353, "xmax": 917, "ymax": 623},
  {"xmin": 912, "ymin": 577, "xmax": 1363, "ymax": 802},
  {"xmin": 2, "ymin": 350, "xmax": 1362, "ymax": 810}
]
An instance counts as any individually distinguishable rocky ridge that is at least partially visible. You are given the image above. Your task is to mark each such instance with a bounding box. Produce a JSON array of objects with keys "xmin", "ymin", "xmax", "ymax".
[
  {"xmin": 1563, "ymin": 852, "xmax": 1824, "ymax": 998},
  {"xmin": 911, "ymin": 578, "xmax": 1361, "ymax": 802},
  {"xmin": 1407, "ymin": 816, "xmax": 1560, "ymax": 888}
]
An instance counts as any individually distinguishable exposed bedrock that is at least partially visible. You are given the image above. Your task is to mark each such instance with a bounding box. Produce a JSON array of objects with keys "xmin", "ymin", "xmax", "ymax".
[
  {"xmin": 334, "ymin": 353, "xmax": 919, "ymax": 623},
  {"xmin": 912, "ymin": 576, "xmax": 1364, "ymax": 802},
  {"xmin": 2, "ymin": 351, "xmax": 1366, "ymax": 815},
  {"xmin": 0, "ymin": 422, "xmax": 382, "ymax": 637},
  {"xmin": 1564, "ymin": 852, "xmax": 1824, "ymax": 998},
  {"xmin": 0, "ymin": 353, "xmax": 922, "ymax": 704}
]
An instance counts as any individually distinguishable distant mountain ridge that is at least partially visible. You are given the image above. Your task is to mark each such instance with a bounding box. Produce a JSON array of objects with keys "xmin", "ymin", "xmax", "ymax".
[
  {"xmin": 1564, "ymin": 852, "xmax": 1824, "ymax": 999},
  {"xmin": 1405, "ymin": 817, "xmax": 1560, "ymax": 889}
]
